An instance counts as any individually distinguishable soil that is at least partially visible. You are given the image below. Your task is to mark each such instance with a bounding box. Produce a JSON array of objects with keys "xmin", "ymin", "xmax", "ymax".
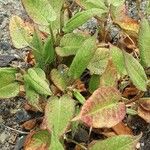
[{"xmin": 0, "ymin": 0, "xmax": 150, "ymax": 150}]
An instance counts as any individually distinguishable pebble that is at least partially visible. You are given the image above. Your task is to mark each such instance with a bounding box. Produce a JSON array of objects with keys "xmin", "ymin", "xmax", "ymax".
[{"xmin": 15, "ymin": 109, "xmax": 32, "ymax": 124}]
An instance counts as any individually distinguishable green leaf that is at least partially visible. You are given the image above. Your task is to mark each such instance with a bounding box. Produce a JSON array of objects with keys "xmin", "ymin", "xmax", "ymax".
[
  {"xmin": 126, "ymin": 108, "xmax": 137, "ymax": 116},
  {"xmin": 24, "ymin": 76, "xmax": 41, "ymax": 111},
  {"xmin": 0, "ymin": 82, "xmax": 19, "ymax": 99},
  {"xmin": 87, "ymin": 48, "xmax": 110, "ymax": 75},
  {"xmin": 0, "ymin": 68, "xmax": 19, "ymax": 98},
  {"xmin": 45, "ymin": 95, "xmax": 75, "ymax": 137},
  {"xmin": 89, "ymin": 75, "xmax": 100, "ymax": 93},
  {"xmin": 89, "ymin": 134, "xmax": 141, "ymax": 150},
  {"xmin": 100, "ymin": 60, "xmax": 118, "ymax": 87},
  {"xmin": 48, "ymin": 0, "xmax": 65, "ymax": 32},
  {"xmin": 86, "ymin": 0, "xmax": 107, "ymax": 10},
  {"xmin": 50, "ymin": 69, "xmax": 67, "ymax": 92},
  {"xmin": 22, "ymin": 0, "xmax": 56, "ymax": 26},
  {"xmin": 24, "ymin": 68, "xmax": 52, "ymax": 96},
  {"xmin": 76, "ymin": 0, "xmax": 106, "ymax": 11},
  {"xmin": 24, "ymin": 130, "xmax": 51, "ymax": 150},
  {"xmin": 63, "ymin": 8, "xmax": 105, "ymax": 33},
  {"xmin": 56, "ymin": 33, "xmax": 89, "ymax": 57},
  {"xmin": 68, "ymin": 37, "xmax": 96, "ymax": 79},
  {"xmin": 43, "ymin": 37, "xmax": 55, "ymax": 64},
  {"xmin": 30, "ymin": 30, "xmax": 44, "ymax": 68},
  {"xmin": 138, "ymin": 18, "xmax": 150, "ymax": 68},
  {"xmin": 111, "ymin": 46, "xmax": 127, "ymax": 75},
  {"xmin": 31, "ymin": 32, "xmax": 55, "ymax": 69},
  {"xmin": 9, "ymin": 15, "xmax": 33, "ymax": 49},
  {"xmin": 73, "ymin": 90, "xmax": 86, "ymax": 104},
  {"xmin": 107, "ymin": 0, "xmax": 124, "ymax": 7},
  {"xmin": 49, "ymin": 131, "xmax": 64, "ymax": 150},
  {"xmin": 124, "ymin": 52, "xmax": 148, "ymax": 91},
  {"xmin": 72, "ymin": 87, "xmax": 126, "ymax": 128},
  {"xmin": 31, "ymin": 30, "xmax": 43, "ymax": 51}
]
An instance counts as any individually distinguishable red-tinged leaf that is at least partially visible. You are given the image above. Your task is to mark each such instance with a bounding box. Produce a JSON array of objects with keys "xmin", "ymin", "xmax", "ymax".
[
  {"xmin": 72, "ymin": 87, "xmax": 126, "ymax": 128},
  {"xmin": 89, "ymin": 134, "xmax": 141, "ymax": 150},
  {"xmin": 24, "ymin": 130, "xmax": 51, "ymax": 150}
]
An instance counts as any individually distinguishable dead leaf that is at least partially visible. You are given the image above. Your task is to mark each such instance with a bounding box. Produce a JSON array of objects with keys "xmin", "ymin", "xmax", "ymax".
[
  {"xmin": 73, "ymin": 80, "xmax": 86, "ymax": 92},
  {"xmin": 114, "ymin": 5, "xmax": 139, "ymax": 37},
  {"xmin": 25, "ymin": 51, "xmax": 36, "ymax": 66},
  {"xmin": 24, "ymin": 130, "xmax": 50, "ymax": 150},
  {"xmin": 122, "ymin": 87, "xmax": 139, "ymax": 98},
  {"xmin": 112, "ymin": 122, "xmax": 133, "ymax": 135},
  {"xmin": 21, "ymin": 119, "xmax": 37, "ymax": 130},
  {"xmin": 138, "ymin": 98, "xmax": 150, "ymax": 123},
  {"xmin": 138, "ymin": 106, "xmax": 150, "ymax": 123}
]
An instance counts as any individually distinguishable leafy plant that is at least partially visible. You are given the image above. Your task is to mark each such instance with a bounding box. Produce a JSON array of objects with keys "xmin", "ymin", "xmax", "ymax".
[{"xmin": 1, "ymin": 0, "xmax": 150, "ymax": 149}]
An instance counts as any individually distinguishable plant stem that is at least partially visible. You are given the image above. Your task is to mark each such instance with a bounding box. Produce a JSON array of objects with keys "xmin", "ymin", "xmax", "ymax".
[
  {"xmin": 2, "ymin": 124, "xmax": 29, "ymax": 135},
  {"xmin": 48, "ymin": 23, "xmax": 55, "ymax": 46},
  {"xmin": 60, "ymin": 5, "xmax": 65, "ymax": 36},
  {"xmin": 125, "ymin": 91, "xmax": 144, "ymax": 105}
]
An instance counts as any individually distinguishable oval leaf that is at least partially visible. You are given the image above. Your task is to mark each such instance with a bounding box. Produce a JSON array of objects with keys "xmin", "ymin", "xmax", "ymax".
[
  {"xmin": 89, "ymin": 134, "xmax": 141, "ymax": 150},
  {"xmin": 9, "ymin": 15, "xmax": 33, "ymax": 49},
  {"xmin": 0, "ymin": 82, "xmax": 19, "ymax": 99},
  {"xmin": 22, "ymin": 0, "xmax": 56, "ymax": 25},
  {"xmin": 24, "ymin": 68, "xmax": 52, "ymax": 96},
  {"xmin": 56, "ymin": 33, "xmax": 89, "ymax": 57},
  {"xmin": 124, "ymin": 51, "xmax": 148, "ymax": 91},
  {"xmin": 72, "ymin": 87, "xmax": 126, "ymax": 128},
  {"xmin": 63, "ymin": 8, "xmax": 105, "ymax": 33},
  {"xmin": 0, "ymin": 68, "xmax": 19, "ymax": 99},
  {"xmin": 138, "ymin": 18, "xmax": 150, "ymax": 68},
  {"xmin": 50, "ymin": 69, "xmax": 67, "ymax": 92},
  {"xmin": 111, "ymin": 46, "xmax": 127, "ymax": 75},
  {"xmin": 68, "ymin": 37, "xmax": 96, "ymax": 79},
  {"xmin": 45, "ymin": 95, "xmax": 75, "ymax": 137}
]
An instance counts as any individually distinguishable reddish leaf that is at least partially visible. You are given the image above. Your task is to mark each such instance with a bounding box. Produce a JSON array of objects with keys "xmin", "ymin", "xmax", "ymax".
[{"xmin": 72, "ymin": 87, "xmax": 126, "ymax": 128}]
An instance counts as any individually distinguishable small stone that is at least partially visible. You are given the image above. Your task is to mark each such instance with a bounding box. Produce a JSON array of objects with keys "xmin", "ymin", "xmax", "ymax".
[
  {"xmin": 0, "ymin": 15, "xmax": 4, "ymax": 25},
  {"xmin": 0, "ymin": 132, "xmax": 9, "ymax": 144},
  {"xmin": 0, "ymin": 115, "xmax": 4, "ymax": 123},
  {"xmin": 15, "ymin": 109, "xmax": 32, "ymax": 123},
  {"xmin": 74, "ymin": 128, "xmax": 89, "ymax": 143},
  {"xmin": 136, "ymin": 142, "xmax": 141, "ymax": 149},
  {"xmin": 0, "ymin": 41, "xmax": 10, "ymax": 51}
]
